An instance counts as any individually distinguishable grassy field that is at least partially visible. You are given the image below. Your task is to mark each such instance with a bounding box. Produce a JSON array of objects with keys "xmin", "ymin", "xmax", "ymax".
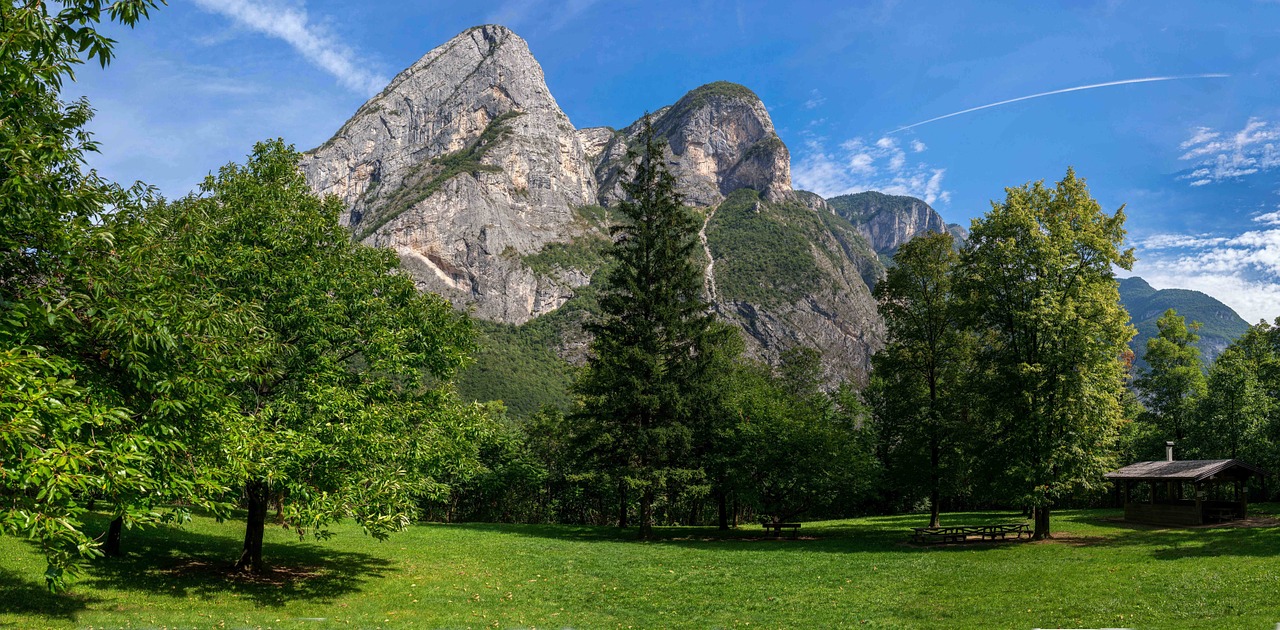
[{"xmin": 3, "ymin": 508, "xmax": 1280, "ymax": 629}]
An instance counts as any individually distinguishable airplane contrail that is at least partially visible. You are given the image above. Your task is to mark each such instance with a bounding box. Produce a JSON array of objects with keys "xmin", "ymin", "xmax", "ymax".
[{"xmin": 890, "ymin": 74, "xmax": 1230, "ymax": 133}]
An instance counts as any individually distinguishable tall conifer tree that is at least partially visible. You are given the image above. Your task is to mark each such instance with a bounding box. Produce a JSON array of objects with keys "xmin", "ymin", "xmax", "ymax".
[{"xmin": 575, "ymin": 116, "xmax": 724, "ymax": 539}]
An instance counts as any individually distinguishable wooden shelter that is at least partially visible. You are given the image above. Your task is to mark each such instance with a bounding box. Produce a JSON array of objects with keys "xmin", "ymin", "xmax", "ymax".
[{"xmin": 1105, "ymin": 442, "xmax": 1265, "ymax": 526}]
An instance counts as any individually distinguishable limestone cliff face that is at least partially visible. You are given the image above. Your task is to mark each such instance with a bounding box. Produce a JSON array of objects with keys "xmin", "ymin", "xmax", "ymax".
[
  {"xmin": 305, "ymin": 26, "xmax": 888, "ymax": 388},
  {"xmin": 594, "ymin": 82, "xmax": 793, "ymax": 208},
  {"xmin": 301, "ymin": 25, "xmax": 597, "ymax": 324},
  {"xmin": 827, "ymin": 191, "xmax": 948, "ymax": 255}
]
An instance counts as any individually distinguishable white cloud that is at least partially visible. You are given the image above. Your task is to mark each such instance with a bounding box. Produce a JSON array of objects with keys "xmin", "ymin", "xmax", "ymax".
[
  {"xmin": 1254, "ymin": 210, "xmax": 1280, "ymax": 225},
  {"xmin": 1135, "ymin": 210, "xmax": 1280, "ymax": 323},
  {"xmin": 191, "ymin": 0, "xmax": 387, "ymax": 95},
  {"xmin": 1135, "ymin": 270, "xmax": 1280, "ymax": 325},
  {"xmin": 804, "ymin": 89, "xmax": 826, "ymax": 110},
  {"xmin": 793, "ymin": 135, "xmax": 951, "ymax": 205},
  {"xmin": 1177, "ymin": 118, "xmax": 1280, "ymax": 186}
]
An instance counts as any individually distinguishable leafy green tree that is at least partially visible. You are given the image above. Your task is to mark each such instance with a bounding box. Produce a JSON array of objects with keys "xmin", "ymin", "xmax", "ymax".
[
  {"xmin": 0, "ymin": 0, "xmax": 186, "ymax": 589},
  {"xmin": 1133, "ymin": 309, "xmax": 1206, "ymax": 443},
  {"xmin": 175, "ymin": 140, "xmax": 478, "ymax": 572},
  {"xmin": 1190, "ymin": 321, "xmax": 1278, "ymax": 470},
  {"xmin": 871, "ymin": 232, "xmax": 970, "ymax": 527},
  {"xmin": 726, "ymin": 358, "xmax": 875, "ymax": 524},
  {"xmin": 959, "ymin": 169, "xmax": 1134, "ymax": 539},
  {"xmin": 1194, "ymin": 347, "xmax": 1265, "ymax": 460},
  {"xmin": 574, "ymin": 116, "xmax": 727, "ymax": 539}
]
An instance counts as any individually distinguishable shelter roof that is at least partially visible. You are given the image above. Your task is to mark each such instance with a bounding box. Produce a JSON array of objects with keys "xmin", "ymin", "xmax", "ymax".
[{"xmin": 1105, "ymin": 459, "xmax": 1266, "ymax": 483}]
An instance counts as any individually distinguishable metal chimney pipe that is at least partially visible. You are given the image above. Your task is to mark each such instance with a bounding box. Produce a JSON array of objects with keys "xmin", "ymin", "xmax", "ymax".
[{"xmin": 1166, "ymin": 441, "xmax": 1175, "ymax": 462}]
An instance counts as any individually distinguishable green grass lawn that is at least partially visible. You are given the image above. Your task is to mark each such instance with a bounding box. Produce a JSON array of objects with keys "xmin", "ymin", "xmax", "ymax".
[{"xmin": 3, "ymin": 508, "xmax": 1280, "ymax": 629}]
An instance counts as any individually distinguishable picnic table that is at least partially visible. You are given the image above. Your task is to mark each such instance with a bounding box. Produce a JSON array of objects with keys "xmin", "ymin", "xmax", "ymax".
[
  {"xmin": 761, "ymin": 522, "xmax": 801, "ymax": 539},
  {"xmin": 911, "ymin": 523, "xmax": 1030, "ymax": 544}
]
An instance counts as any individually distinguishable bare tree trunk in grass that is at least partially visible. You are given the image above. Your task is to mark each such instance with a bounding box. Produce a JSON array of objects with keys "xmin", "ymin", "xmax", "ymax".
[
  {"xmin": 104, "ymin": 516, "xmax": 123, "ymax": 557},
  {"xmin": 1033, "ymin": 504, "xmax": 1051, "ymax": 540},
  {"xmin": 929, "ymin": 436, "xmax": 941, "ymax": 528},
  {"xmin": 236, "ymin": 479, "xmax": 269, "ymax": 573}
]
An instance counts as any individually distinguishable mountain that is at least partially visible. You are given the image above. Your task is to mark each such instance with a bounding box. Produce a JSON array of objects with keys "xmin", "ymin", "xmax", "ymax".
[
  {"xmin": 302, "ymin": 25, "xmax": 597, "ymax": 325},
  {"xmin": 827, "ymin": 191, "xmax": 950, "ymax": 259},
  {"xmin": 1118, "ymin": 276, "xmax": 1250, "ymax": 371},
  {"xmin": 302, "ymin": 25, "xmax": 952, "ymax": 412}
]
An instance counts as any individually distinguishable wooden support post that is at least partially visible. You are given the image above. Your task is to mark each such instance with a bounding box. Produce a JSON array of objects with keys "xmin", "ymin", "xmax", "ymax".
[
  {"xmin": 1195, "ymin": 482, "xmax": 1203, "ymax": 525},
  {"xmin": 1237, "ymin": 480, "xmax": 1247, "ymax": 518}
]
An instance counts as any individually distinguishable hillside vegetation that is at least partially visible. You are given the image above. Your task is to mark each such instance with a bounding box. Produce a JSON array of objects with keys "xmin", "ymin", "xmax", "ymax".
[{"xmin": 1119, "ymin": 276, "xmax": 1250, "ymax": 369}]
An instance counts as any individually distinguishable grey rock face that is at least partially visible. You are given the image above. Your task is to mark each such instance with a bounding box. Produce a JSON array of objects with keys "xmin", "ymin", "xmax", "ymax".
[
  {"xmin": 305, "ymin": 25, "xmax": 888, "ymax": 387},
  {"xmin": 716, "ymin": 242, "xmax": 884, "ymax": 386},
  {"xmin": 594, "ymin": 82, "xmax": 793, "ymax": 208},
  {"xmin": 827, "ymin": 191, "xmax": 948, "ymax": 255},
  {"xmin": 301, "ymin": 25, "xmax": 597, "ymax": 324}
]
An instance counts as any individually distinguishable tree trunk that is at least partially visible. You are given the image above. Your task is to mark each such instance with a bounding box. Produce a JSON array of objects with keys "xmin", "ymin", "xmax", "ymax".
[
  {"xmin": 616, "ymin": 483, "xmax": 624, "ymax": 528},
  {"xmin": 928, "ymin": 377, "xmax": 942, "ymax": 529},
  {"xmin": 235, "ymin": 479, "xmax": 270, "ymax": 573},
  {"xmin": 1033, "ymin": 503, "xmax": 1051, "ymax": 540},
  {"xmin": 104, "ymin": 516, "xmax": 123, "ymax": 557},
  {"xmin": 717, "ymin": 492, "xmax": 729, "ymax": 530},
  {"xmin": 639, "ymin": 488, "xmax": 654, "ymax": 540},
  {"xmin": 929, "ymin": 437, "xmax": 941, "ymax": 528}
]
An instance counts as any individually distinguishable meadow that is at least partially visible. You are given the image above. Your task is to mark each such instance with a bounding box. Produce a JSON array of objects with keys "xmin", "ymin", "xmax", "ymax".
[{"xmin": 4, "ymin": 508, "xmax": 1280, "ymax": 629}]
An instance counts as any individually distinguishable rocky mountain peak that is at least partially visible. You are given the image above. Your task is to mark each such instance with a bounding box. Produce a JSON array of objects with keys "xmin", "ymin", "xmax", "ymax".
[
  {"xmin": 826, "ymin": 191, "xmax": 948, "ymax": 255},
  {"xmin": 594, "ymin": 81, "xmax": 793, "ymax": 207},
  {"xmin": 301, "ymin": 25, "xmax": 598, "ymax": 324}
]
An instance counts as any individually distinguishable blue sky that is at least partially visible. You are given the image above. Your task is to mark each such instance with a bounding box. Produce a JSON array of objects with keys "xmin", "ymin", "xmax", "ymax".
[{"xmin": 74, "ymin": 0, "xmax": 1280, "ymax": 323}]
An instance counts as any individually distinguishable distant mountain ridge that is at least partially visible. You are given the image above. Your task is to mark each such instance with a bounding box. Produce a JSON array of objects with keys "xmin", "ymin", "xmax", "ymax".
[{"xmin": 1118, "ymin": 276, "xmax": 1250, "ymax": 370}]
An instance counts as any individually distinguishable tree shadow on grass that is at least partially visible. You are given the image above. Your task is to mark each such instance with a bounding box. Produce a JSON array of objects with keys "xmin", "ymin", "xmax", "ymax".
[
  {"xmin": 0, "ymin": 568, "xmax": 102, "ymax": 624},
  {"xmin": 443, "ymin": 511, "xmax": 1037, "ymax": 555},
  {"xmin": 80, "ymin": 528, "xmax": 394, "ymax": 608},
  {"xmin": 1067, "ymin": 514, "xmax": 1280, "ymax": 560}
]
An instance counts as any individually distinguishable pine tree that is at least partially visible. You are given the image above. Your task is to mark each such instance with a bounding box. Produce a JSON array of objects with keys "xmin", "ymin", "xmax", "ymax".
[{"xmin": 575, "ymin": 116, "xmax": 725, "ymax": 539}]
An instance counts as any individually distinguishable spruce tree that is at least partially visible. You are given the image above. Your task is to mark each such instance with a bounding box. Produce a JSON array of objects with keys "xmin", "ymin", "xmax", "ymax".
[{"xmin": 575, "ymin": 116, "xmax": 723, "ymax": 539}]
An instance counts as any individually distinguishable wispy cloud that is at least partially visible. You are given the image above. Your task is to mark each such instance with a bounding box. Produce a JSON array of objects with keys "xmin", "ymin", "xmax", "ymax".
[
  {"xmin": 487, "ymin": 0, "xmax": 600, "ymax": 32},
  {"xmin": 891, "ymin": 74, "xmax": 1230, "ymax": 133},
  {"xmin": 191, "ymin": 0, "xmax": 387, "ymax": 95},
  {"xmin": 793, "ymin": 134, "xmax": 950, "ymax": 205},
  {"xmin": 1135, "ymin": 208, "xmax": 1280, "ymax": 323},
  {"xmin": 1177, "ymin": 118, "xmax": 1280, "ymax": 186},
  {"xmin": 804, "ymin": 89, "xmax": 826, "ymax": 110}
]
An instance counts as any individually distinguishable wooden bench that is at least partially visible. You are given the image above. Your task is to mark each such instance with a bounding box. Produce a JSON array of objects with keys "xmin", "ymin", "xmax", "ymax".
[
  {"xmin": 762, "ymin": 522, "xmax": 801, "ymax": 539},
  {"xmin": 911, "ymin": 523, "xmax": 1030, "ymax": 544}
]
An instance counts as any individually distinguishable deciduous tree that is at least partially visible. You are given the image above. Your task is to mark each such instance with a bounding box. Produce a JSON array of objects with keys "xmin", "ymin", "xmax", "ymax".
[
  {"xmin": 174, "ymin": 140, "xmax": 478, "ymax": 572},
  {"xmin": 1133, "ymin": 309, "xmax": 1206, "ymax": 444},
  {"xmin": 959, "ymin": 169, "xmax": 1134, "ymax": 539},
  {"xmin": 871, "ymin": 232, "xmax": 971, "ymax": 527}
]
